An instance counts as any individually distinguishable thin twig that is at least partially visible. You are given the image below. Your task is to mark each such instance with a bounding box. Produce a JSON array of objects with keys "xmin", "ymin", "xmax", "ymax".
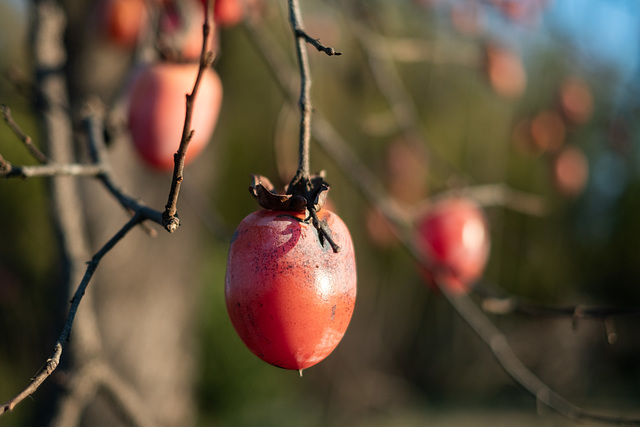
[
  {"xmin": 0, "ymin": 215, "xmax": 143, "ymax": 415},
  {"xmin": 3, "ymin": 66, "xmax": 36, "ymax": 102},
  {"xmin": 0, "ymin": 153, "xmax": 12, "ymax": 174},
  {"xmin": 163, "ymin": 0, "xmax": 215, "ymax": 233},
  {"xmin": 0, "ymin": 101, "xmax": 108, "ymax": 179},
  {"xmin": 82, "ymin": 104, "xmax": 164, "ymax": 228},
  {"xmin": 243, "ymin": 18, "xmax": 408, "ymax": 230},
  {"xmin": 283, "ymin": 0, "xmax": 343, "ymax": 253},
  {"xmin": 1, "ymin": 162, "xmax": 107, "ymax": 178},
  {"xmin": 287, "ymin": 0, "xmax": 313, "ymax": 189},
  {"xmin": 0, "ymin": 343, "xmax": 62, "ymax": 414},
  {"xmin": 450, "ymin": 183, "xmax": 548, "ymax": 216},
  {"xmin": 294, "ymin": 29, "xmax": 342, "ymax": 56},
  {"xmin": 476, "ymin": 282, "xmax": 640, "ymax": 319},
  {"xmin": 0, "ymin": 103, "xmax": 164, "ymax": 227},
  {"xmin": 1, "ymin": 104, "xmax": 48, "ymax": 163},
  {"xmin": 439, "ymin": 279, "xmax": 640, "ymax": 425}
]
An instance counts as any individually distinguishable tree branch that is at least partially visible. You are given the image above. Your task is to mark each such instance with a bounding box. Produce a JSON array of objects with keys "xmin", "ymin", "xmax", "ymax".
[
  {"xmin": 439, "ymin": 280, "xmax": 640, "ymax": 425},
  {"xmin": 0, "ymin": 101, "xmax": 108, "ymax": 179},
  {"xmin": 293, "ymin": 27, "xmax": 342, "ymax": 56},
  {"xmin": 0, "ymin": 214, "xmax": 143, "ymax": 415},
  {"xmin": 81, "ymin": 104, "xmax": 164, "ymax": 227},
  {"xmin": 287, "ymin": 0, "xmax": 313, "ymax": 189},
  {"xmin": 476, "ymin": 281, "xmax": 640, "ymax": 320},
  {"xmin": 0, "ymin": 101, "xmax": 165, "ymax": 228},
  {"xmin": 1, "ymin": 104, "xmax": 48, "ymax": 163},
  {"xmin": 0, "ymin": 343, "xmax": 62, "ymax": 415},
  {"xmin": 1, "ymin": 162, "xmax": 107, "ymax": 178},
  {"xmin": 243, "ymin": 17, "xmax": 409, "ymax": 232},
  {"xmin": 162, "ymin": 0, "xmax": 215, "ymax": 233},
  {"xmin": 448, "ymin": 183, "xmax": 548, "ymax": 216}
]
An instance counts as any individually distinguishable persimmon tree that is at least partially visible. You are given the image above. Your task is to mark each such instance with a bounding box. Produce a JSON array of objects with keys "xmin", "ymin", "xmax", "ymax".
[{"xmin": 1, "ymin": 0, "xmax": 640, "ymax": 426}]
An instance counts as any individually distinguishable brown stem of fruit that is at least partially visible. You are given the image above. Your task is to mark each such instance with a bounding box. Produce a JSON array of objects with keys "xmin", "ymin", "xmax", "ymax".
[
  {"xmin": 287, "ymin": 0, "xmax": 312, "ymax": 191},
  {"xmin": 285, "ymin": 0, "xmax": 342, "ymax": 253}
]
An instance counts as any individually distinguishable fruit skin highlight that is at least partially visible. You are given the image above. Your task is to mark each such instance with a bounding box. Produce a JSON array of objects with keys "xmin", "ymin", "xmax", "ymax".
[
  {"xmin": 127, "ymin": 62, "xmax": 222, "ymax": 171},
  {"xmin": 416, "ymin": 197, "xmax": 490, "ymax": 294},
  {"xmin": 225, "ymin": 209, "xmax": 357, "ymax": 371}
]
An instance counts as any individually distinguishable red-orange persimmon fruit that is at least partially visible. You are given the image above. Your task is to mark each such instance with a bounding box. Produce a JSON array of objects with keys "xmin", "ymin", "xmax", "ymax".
[
  {"xmin": 416, "ymin": 197, "xmax": 490, "ymax": 294},
  {"xmin": 214, "ymin": 0, "xmax": 244, "ymax": 27},
  {"xmin": 484, "ymin": 44, "xmax": 527, "ymax": 99},
  {"xmin": 160, "ymin": 0, "xmax": 218, "ymax": 60},
  {"xmin": 127, "ymin": 62, "xmax": 222, "ymax": 171},
  {"xmin": 551, "ymin": 145, "xmax": 589, "ymax": 198},
  {"xmin": 558, "ymin": 77, "xmax": 593, "ymax": 125},
  {"xmin": 225, "ymin": 209, "xmax": 357, "ymax": 371},
  {"xmin": 100, "ymin": 0, "xmax": 148, "ymax": 47}
]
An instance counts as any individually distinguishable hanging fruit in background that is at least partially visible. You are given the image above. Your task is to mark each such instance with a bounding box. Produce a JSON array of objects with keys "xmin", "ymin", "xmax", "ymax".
[
  {"xmin": 530, "ymin": 110, "xmax": 566, "ymax": 153},
  {"xmin": 385, "ymin": 137, "xmax": 430, "ymax": 206},
  {"xmin": 415, "ymin": 197, "xmax": 490, "ymax": 294},
  {"xmin": 99, "ymin": 0, "xmax": 149, "ymax": 48},
  {"xmin": 484, "ymin": 43, "xmax": 527, "ymax": 99},
  {"xmin": 558, "ymin": 76, "xmax": 594, "ymax": 126},
  {"xmin": 366, "ymin": 206, "xmax": 399, "ymax": 249},
  {"xmin": 214, "ymin": 0, "xmax": 244, "ymax": 27},
  {"xmin": 159, "ymin": 0, "xmax": 219, "ymax": 61},
  {"xmin": 126, "ymin": 62, "xmax": 223, "ymax": 171},
  {"xmin": 450, "ymin": 1, "xmax": 484, "ymax": 37},
  {"xmin": 550, "ymin": 145, "xmax": 589, "ymax": 198}
]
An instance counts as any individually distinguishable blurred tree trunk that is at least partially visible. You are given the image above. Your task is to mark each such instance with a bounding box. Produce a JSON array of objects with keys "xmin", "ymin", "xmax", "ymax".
[{"xmin": 30, "ymin": 0, "xmax": 208, "ymax": 425}]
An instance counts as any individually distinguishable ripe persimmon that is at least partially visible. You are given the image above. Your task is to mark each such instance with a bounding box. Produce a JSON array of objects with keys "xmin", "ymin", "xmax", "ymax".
[
  {"xmin": 159, "ymin": 0, "xmax": 218, "ymax": 61},
  {"xmin": 225, "ymin": 209, "xmax": 357, "ymax": 372},
  {"xmin": 214, "ymin": 0, "xmax": 244, "ymax": 27},
  {"xmin": 551, "ymin": 145, "xmax": 589, "ymax": 198},
  {"xmin": 126, "ymin": 62, "xmax": 222, "ymax": 171},
  {"xmin": 416, "ymin": 197, "xmax": 490, "ymax": 294},
  {"xmin": 484, "ymin": 43, "xmax": 527, "ymax": 99},
  {"xmin": 100, "ymin": 0, "xmax": 148, "ymax": 48}
]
